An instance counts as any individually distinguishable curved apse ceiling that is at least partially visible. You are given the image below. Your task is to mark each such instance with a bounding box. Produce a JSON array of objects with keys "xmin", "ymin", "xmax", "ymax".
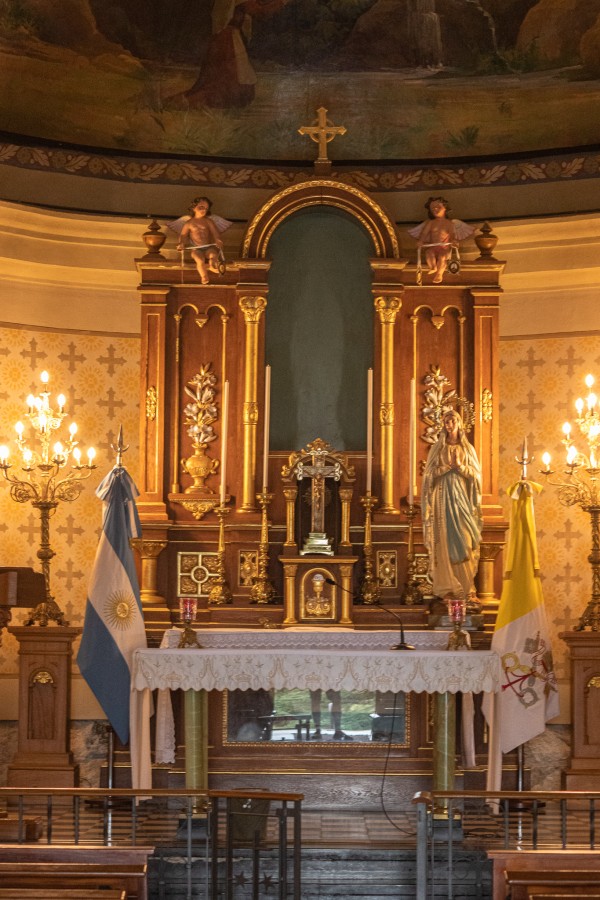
[{"xmin": 1, "ymin": 0, "xmax": 600, "ymax": 162}]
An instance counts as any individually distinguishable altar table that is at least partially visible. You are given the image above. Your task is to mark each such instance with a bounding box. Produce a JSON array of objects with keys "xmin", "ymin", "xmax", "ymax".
[{"xmin": 130, "ymin": 630, "xmax": 502, "ymax": 792}]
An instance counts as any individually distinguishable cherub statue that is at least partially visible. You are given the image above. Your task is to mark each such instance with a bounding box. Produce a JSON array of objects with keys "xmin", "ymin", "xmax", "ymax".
[
  {"xmin": 407, "ymin": 197, "xmax": 475, "ymax": 284},
  {"xmin": 167, "ymin": 197, "xmax": 232, "ymax": 285}
]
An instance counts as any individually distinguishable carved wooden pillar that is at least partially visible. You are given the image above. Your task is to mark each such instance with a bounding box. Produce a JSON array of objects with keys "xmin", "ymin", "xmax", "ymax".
[
  {"xmin": 7, "ymin": 626, "xmax": 80, "ymax": 787},
  {"xmin": 374, "ymin": 294, "xmax": 402, "ymax": 514},
  {"xmin": 138, "ymin": 289, "xmax": 169, "ymax": 522},
  {"xmin": 471, "ymin": 288, "xmax": 502, "ymax": 513},
  {"xmin": 238, "ymin": 293, "xmax": 267, "ymax": 512},
  {"xmin": 131, "ymin": 537, "xmax": 170, "ymax": 645}
]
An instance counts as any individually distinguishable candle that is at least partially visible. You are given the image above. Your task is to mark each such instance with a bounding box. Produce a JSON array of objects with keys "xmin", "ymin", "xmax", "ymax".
[
  {"xmin": 262, "ymin": 365, "xmax": 271, "ymax": 491},
  {"xmin": 366, "ymin": 368, "xmax": 373, "ymax": 494},
  {"xmin": 220, "ymin": 380, "xmax": 229, "ymax": 504},
  {"xmin": 408, "ymin": 378, "xmax": 416, "ymax": 504}
]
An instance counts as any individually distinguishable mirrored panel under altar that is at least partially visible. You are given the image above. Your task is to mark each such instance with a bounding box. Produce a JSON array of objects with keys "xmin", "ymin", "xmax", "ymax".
[{"xmin": 226, "ymin": 689, "xmax": 408, "ymax": 745}]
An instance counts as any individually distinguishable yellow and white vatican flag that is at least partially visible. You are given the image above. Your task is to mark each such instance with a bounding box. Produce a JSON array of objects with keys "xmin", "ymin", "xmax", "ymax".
[{"xmin": 482, "ymin": 479, "xmax": 559, "ymax": 793}]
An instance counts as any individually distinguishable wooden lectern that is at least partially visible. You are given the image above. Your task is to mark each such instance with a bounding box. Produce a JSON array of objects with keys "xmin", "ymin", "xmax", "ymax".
[{"xmin": 1, "ymin": 567, "xmax": 80, "ymax": 788}]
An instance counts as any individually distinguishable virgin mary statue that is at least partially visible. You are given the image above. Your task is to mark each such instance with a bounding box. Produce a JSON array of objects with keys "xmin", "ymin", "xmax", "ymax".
[{"xmin": 421, "ymin": 409, "xmax": 483, "ymax": 604}]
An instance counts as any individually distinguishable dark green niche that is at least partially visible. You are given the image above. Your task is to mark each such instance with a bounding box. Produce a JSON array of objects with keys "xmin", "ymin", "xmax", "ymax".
[{"xmin": 266, "ymin": 207, "xmax": 373, "ymax": 451}]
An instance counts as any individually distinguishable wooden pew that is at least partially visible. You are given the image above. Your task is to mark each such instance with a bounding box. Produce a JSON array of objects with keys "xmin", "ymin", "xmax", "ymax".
[
  {"xmin": 505, "ymin": 868, "xmax": 600, "ymax": 899},
  {"xmin": 487, "ymin": 850, "xmax": 600, "ymax": 900},
  {"xmin": 0, "ymin": 845, "xmax": 154, "ymax": 900},
  {"xmin": 0, "ymin": 862, "xmax": 146, "ymax": 898},
  {"xmin": 0, "ymin": 891, "xmax": 125, "ymax": 900}
]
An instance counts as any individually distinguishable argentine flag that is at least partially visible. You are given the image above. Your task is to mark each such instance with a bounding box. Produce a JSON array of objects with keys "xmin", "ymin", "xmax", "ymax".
[{"xmin": 78, "ymin": 465, "xmax": 147, "ymax": 745}]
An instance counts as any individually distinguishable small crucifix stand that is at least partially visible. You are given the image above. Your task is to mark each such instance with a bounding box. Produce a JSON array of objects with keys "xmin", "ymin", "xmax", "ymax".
[
  {"xmin": 298, "ymin": 106, "xmax": 346, "ymax": 175},
  {"xmin": 298, "ymin": 453, "xmax": 340, "ymax": 556}
]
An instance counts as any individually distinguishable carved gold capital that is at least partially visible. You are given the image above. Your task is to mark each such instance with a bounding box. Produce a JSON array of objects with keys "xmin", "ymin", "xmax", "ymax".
[
  {"xmin": 171, "ymin": 498, "xmax": 219, "ymax": 520},
  {"xmin": 374, "ymin": 296, "xmax": 401, "ymax": 324},
  {"xmin": 479, "ymin": 543, "xmax": 502, "ymax": 561},
  {"xmin": 339, "ymin": 564, "xmax": 354, "ymax": 579},
  {"xmin": 130, "ymin": 538, "xmax": 167, "ymax": 559},
  {"xmin": 244, "ymin": 401, "xmax": 259, "ymax": 425},
  {"xmin": 239, "ymin": 295, "xmax": 267, "ymax": 323},
  {"xmin": 32, "ymin": 670, "xmax": 54, "ymax": 685}
]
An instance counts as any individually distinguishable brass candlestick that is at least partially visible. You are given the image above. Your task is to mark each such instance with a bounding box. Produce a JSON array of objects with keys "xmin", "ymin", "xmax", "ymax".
[
  {"xmin": 250, "ymin": 490, "xmax": 277, "ymax": 605},
  {"xmin": 360, "ymin": 493, "xmax": 381, "ymax": 605},
  {"xmin": 207, "ymin": 505, "xmax": 232, "ymax": 605},
  {"xmin": 401, "ymin": 501, "xmax": 422, "ymax": 606},
  {"xmin": 0, "ymin": 371, "xmax": 96, "ymax": 626}
]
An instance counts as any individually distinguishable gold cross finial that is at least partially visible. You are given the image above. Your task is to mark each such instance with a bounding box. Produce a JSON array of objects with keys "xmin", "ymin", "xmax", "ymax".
[{"xmin": 298, "ymin": 107, "xmax": 346, "ymax": 170}]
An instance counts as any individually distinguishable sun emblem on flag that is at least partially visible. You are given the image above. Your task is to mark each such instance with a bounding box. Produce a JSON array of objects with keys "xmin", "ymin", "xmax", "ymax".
[{"xmin": 104, "ymin": 591, "xmax": 137, "ymax": 630}]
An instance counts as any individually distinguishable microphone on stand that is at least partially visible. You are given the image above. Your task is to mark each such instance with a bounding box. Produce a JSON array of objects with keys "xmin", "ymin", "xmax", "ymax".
[{"xmin": 323, "ymin": 578, "xmax": 415, "ymax": 650}]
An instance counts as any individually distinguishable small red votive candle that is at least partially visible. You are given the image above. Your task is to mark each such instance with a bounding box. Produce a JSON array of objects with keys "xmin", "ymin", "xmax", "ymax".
[{"xmin": 179, "ymin": 596, "xmax": 197, "ymax": 624}]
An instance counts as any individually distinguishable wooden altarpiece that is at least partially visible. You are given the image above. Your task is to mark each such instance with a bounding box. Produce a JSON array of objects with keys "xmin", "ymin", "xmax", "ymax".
[{"xmin": 134, "ymin": 179, "xmax": 506, "ymax": 803}]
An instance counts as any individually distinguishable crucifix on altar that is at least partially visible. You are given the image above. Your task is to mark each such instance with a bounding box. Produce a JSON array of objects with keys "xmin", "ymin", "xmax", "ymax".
[
  {"xmin": 297, "ymin": 450, "xmax": 342, "ymax": 556},
  {"xmin": 298, "ymin": 106, "xmax": 346, "ymax": 174}
]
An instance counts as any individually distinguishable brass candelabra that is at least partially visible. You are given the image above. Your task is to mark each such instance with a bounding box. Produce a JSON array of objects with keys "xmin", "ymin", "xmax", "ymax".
[
  {"xmin": 207, "ymin": 504, "xmax": 233, "ymax": 605},
  {"xmin": 250, "ymin": 489, "xmax": 277, "ymax": 604},
  {"xmin": 0, "ymin": 371, "xmax": 96, "ymax": 626},
  {"xmin": 401, "ymin": 501, "xmax": 422, "ymax": 605},
  {"xmin": 541, "ymin": 373, "xmax": 600, "ymax": 631},
  {"xmin": 360, "ymin": 493, "xmax": 381, "ymax": 604}
]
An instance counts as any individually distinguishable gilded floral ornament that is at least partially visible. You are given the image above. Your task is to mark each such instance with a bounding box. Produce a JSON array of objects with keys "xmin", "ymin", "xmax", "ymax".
[
  {"xmin": 181, "ymin": 363, "xmax": 221, "ymax": 493},
  {"xmin": 421, "ymin": 365, "xmax": 475, "ymax": 444}
]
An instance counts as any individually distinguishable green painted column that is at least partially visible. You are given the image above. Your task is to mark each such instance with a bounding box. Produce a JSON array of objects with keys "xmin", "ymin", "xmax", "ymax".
[
  {"xmin": 184, "ymin": 689, "xmax": 208, "ymax": 792},
  {"xmin": 433, "ymin": 691, "xmax": 456, "ymax": 804}
]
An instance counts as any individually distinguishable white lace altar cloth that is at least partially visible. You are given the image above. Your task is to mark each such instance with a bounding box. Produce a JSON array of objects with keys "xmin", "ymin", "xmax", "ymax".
[
  {"xmin": 132, "ymin": 644, "xmax": 501, "ymax": 694},
  {"xmin": 159, "ymin": 627, "xmax": 450, "ymax": 652}
]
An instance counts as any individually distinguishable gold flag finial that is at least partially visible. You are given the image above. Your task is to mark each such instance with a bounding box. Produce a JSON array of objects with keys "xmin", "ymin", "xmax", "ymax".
[{"xmin": 112, "ymin": 425, "xmax": 129, "ymax": 468}]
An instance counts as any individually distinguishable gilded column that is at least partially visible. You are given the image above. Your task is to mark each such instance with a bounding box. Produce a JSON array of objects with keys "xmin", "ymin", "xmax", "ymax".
[
  {"xmin": 239, "ymin": 294, "xmax": 267, "ymax": 512},
  {"xmin": 339, "ymin": 563, "xmax": 354, "ymax": 625},
  {"xmin": 130, "ymin": 538, "xmax": 167, "ymax": 604},
  {"xmin": 339, "ymin": 488, "xmax": 353, "ymax": 550},
  {"xmin": 283, "ymin": 563, "xmax": 298, "ymax": 625},
  {"xmin": 283, "ymin": 486, "xmax": 298, "ymax": 552},
  {"xmin": 375, "ymin": 295, "xmax": 401, "ymax": 514}
]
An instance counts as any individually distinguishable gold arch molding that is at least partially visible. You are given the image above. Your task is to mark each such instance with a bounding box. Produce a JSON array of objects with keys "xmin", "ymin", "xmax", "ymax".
[{"xmin": 243, "ymin": 179, "xmax": 400, "ymax": 259}]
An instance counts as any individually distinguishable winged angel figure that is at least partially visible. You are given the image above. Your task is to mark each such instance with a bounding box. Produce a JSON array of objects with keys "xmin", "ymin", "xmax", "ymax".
[
  {"xmin": 167, "ymin": 197, "xmax": 232, "ymax": 284},
  {"xmin": 407, "ymin": 197, "xmax": 475, "ymax": 284}
]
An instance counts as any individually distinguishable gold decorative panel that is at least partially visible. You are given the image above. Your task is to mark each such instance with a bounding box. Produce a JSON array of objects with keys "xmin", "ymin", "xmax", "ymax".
[{"xmin": 178, "ymin": 551, "xmax": 220, "ymax": 598}]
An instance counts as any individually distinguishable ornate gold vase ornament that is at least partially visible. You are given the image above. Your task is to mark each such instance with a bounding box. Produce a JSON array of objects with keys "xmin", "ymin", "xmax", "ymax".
[{"xmin": 181, "ymin": 364, "xmax": 220, "ymax": 493}]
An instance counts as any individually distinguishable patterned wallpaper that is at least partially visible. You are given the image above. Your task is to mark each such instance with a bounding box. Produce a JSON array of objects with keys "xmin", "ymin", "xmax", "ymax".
[
  {"xmin": 0, "ymin": 324, "xmax": 598, "ymax": 689},
  {"xmin": 498, "ymin": 334, "xmax": 600, "ymax": 680},
  {"xmin": 0, "ymin": 325, "xmax": 140, "ymax": 675}
]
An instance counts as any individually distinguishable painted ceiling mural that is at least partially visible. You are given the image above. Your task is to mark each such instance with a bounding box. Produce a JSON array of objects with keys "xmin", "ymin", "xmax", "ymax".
[{"xmin": 1, "ymin": 0, "xmax": 600, "ymax": 160}]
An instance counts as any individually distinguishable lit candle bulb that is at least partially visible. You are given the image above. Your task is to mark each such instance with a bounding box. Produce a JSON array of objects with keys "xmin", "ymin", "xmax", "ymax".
[
  {"xmin": 566, "ymin": 445, "xmax": 577, "ymax": 466},
  {"xmin": 588, "ymin": 392, "xmax": 597, "ymax": 411},
  {"xmin": 87, "ymin": 447, "xmax": 96, "ymax": 465},
  {"xmin": 23, "ymin": 449, "xmax": 33, "ymax": 465},
  {"xmin": 575, "ymin": 398, "xmax": 584, "ymax": 415},
  {"xmin": 73, "ymin": 447, "xmax": 81, "ymax": 465},
  {"xmin": 69, "ymin": 422, "xmax": 78, "ymax": 437},
  {"xmin": 26, "ymin": 394, "xmax": 35, "ymax": 412},
  {"xmin": 585, "ymin": 374, "xmax": 595, "ymax": 389},
  {"xmin": 542, "ymin": 451, "xmax": 551, "ymax": 472},
  {"xmin": 38, "ymin": 413, "xmax": 47, "ymax": 432},
  {"xmin": 591, "ymin": 449, "xmax": 598, "ymax": 469},
  {"xmin": 0, "ymin": 446, "xmax": 9, "ymax": 462},
  {"xmin": 57, "ymin": 394, "xmax": 66, "ymax": 412},
  {"xmin": 562, "ymin": 422, "xmax": 571, "ymax": 437},
  {"xmin": 15, "ymin": 421, "xmax": 24, "ymax": 437},
  {"xmin": 40, "ymin": 371, "xmax": 49, "ymax": 385},
  {"xmin": 53, "ymin": 442, "xmax": 64, "ymax": 457}
]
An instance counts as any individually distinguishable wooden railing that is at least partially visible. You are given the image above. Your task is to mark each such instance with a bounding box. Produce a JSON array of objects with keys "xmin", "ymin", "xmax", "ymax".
[
  {"xmin": 0, "ymin": 787, "xmax": 303, "ymax": 900},
  {"xmin": 413, "ymin": 790, "xmax": 600, "ymax": 900}
]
